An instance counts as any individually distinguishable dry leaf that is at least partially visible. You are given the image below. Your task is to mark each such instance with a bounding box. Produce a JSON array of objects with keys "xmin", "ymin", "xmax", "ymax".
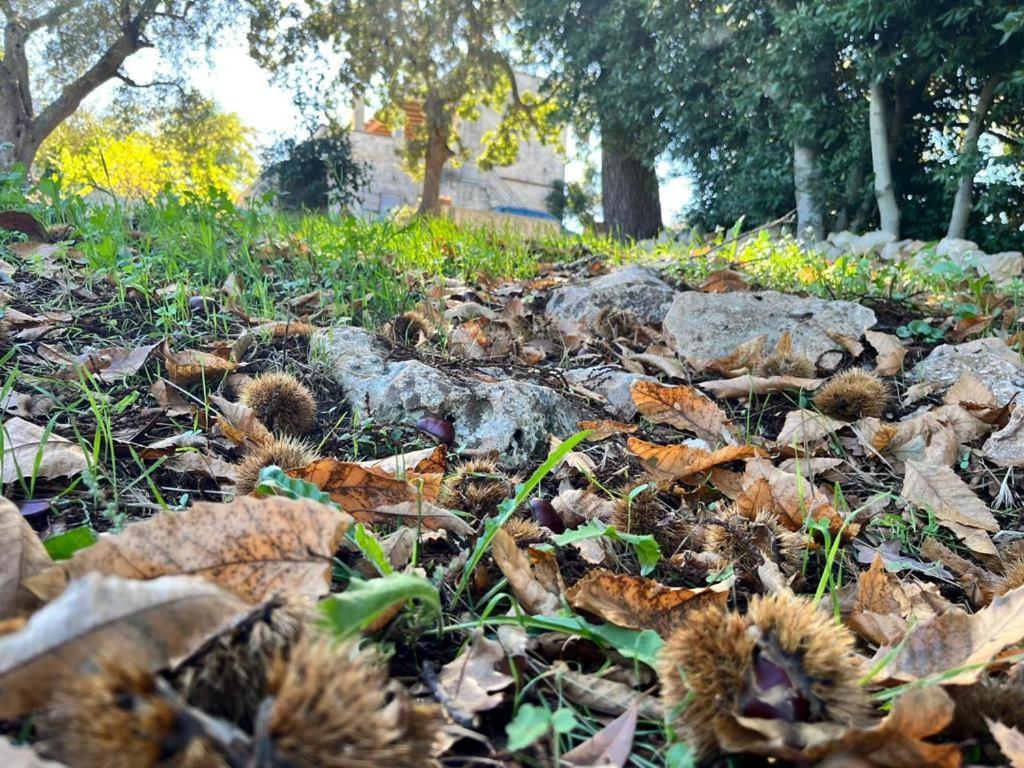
[
  {"xmin": 775, "ymin": 409, "xmax": 848, "ymax": 448},
  {"xmin": 151, "ymin": 378, "xmax": 193, "ymax": 417},
  {"xmin": 210, "ymin": 394, "xmax": 273, "ymax": 452},
  {"xmin": 289, "ymin": 458, "xmax": 463, "ymax": 533},
  {"xmin": 26, "ymin": 496, "xmax": 350, "ymax": 604},
  {"xmin": 0, "ymin": 573, "xmax": 249, "ymax": 719},
  {"xmin": 699, "ymin": 269, "xmax": 749, "ymax": 293},
  {"xmin": 491, "ymin": 529, "xmax": 562, "ymax": 615},
  {"xmin": 631, "ymin": 380, "xmax": 735, "ymax": 445},
  {"xmin": 988, "ymin": 720, "xmax": 1024, "ymax": 768},
  {"xmin": 579, "ymin": 419, "xmax": 638, "ymax": 442},
  {"xmin": 565, "ymin": 569, "xmax": 731, "ymax": 635},
  {"xmin": 944, "ymin": 371, "xmax": 998, "ymax": 409},
  {"xmin": 902, "ymin": 460, "xmax": 998, "ymax": 555},
  {"xmin": 162, "ymin": 342, "xmax": 237, "ymax": 386},
  {"xmin": 562, "ymin": 702, "xmax": 640, "ymax": 768},
  {"xmin": 743, "ymin": 459, "xmax": 849, "ymax": 537},
  {"xmin": 250, "ymin": 320, "xmax": 316, "ymax": 338},
  {"xmin": 983, "ymin": 408, "xmax": 1024, "ymax": 468},
  {"xmin": 1, "ymin": 418, "xmax": 88, "ymax": 484},
  {"xmin": 864, "ymin": 331, "xmax": 907, "ymax": 376},
  {"xmin": 438, "ymin": 630, "xmax": 514, "ymax": 715},
  {"xmin": 0, "ymin": 497, "xmax": 51, "ymax": 618},
  {"xmin": 359, "ymin": 445, "xmax": 447, "ymax": 476},
  {"xmin": 550, "ymin": 662, "xmax": 662, "ymax": 720},
  {"xmin": 551, "ymin": 488, "xmax": 616, "ymax": 527},
  {"xmin": 827, "ymin": 330, "xmax": 865, "ymax": 357},
  {"xmin": 700, "ymin": 374, "xmax": 823, "ymax": 399},
  {"xmin": 704, "ymin": 335, "xmax": 768, "ymax": 375},
  {"xmin": 627, "ymin": 437, "xmax": 764, "ymax": 481},
  {"xmin": 876, "ymin": 584, "xmax": 1024, "ymax": 685}
]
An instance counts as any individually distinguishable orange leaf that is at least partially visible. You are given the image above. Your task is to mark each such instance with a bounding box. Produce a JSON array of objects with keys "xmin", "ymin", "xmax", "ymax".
[
  {"xmin": 579, "ymin": 419, "xmax": 639, "ymax": 442},
  {"xmin": 161, "ymin": 342, "xmax": 237, "ymax": 386},
  {"xmin": 631, "ymin": 381, "xmax": 734, "ymax": 444},
  {"xmin": 626, "ymin": 437, "xmax": 764, "ymax": 481},
  {"xmin": 743, "ymin": 459, "xmax": 851, "ymax": 538}
]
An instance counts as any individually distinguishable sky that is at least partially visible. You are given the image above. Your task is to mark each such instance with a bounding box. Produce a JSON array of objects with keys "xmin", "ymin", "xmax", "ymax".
[{"xmin": 105, "ymin": 32, "xmax": 692, "ymax": 222}]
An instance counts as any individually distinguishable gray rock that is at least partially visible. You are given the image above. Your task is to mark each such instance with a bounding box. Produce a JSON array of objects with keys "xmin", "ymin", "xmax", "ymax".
[
  {"xmin": 983, "ymin": 408, "xmax": 1024, "ymax": 467},
  {"xmin": 828, "ymin": 229, "xmax": 896, "ymax": 256},
  {"xmin": 910, "ymin": 338, "xmax": 1024, "ymax": 403},
  {"xmin": 564, "ymin": 366, "xmax": 654, "ymax": 420},
  {"xmin": 662, "ymin": 291, "xmax": 877, "ymax": 371},
  {"xmin": 545, "ymin": 265, "xmax": 677, "ymax": 336},
  {"xmin": 314, "ymin": 326, "xmax": 584, "ymax": 467}
]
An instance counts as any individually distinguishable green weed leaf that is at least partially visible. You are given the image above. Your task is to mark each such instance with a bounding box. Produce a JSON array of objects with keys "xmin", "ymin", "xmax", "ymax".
[{"xmin": 320, "ymin": 572, "xmax": 439, "ymax": 639}]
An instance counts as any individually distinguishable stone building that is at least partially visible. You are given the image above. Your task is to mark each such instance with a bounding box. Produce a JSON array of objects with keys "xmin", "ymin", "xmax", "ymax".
[{"xmin": 349, "ymin": 73, "xmax": 565, "ymax": 220}]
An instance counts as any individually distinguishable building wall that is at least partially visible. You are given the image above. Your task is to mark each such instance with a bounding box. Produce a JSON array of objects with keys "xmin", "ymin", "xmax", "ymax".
[{"xmin": 352, "ymin": 73, "xmax": 565, "ymax": 218}]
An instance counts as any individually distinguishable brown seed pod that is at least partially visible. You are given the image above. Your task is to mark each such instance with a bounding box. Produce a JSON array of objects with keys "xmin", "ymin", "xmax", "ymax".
[
  {"xmin": 948, "ymin": 671, "xmax": 1024, "ymax": 752},
  {"xmin": 702, "ymin": 511, "xmax": 803, "ymax": 585},
  {"xmin": 259, "ymin": 636, "xmax": 441, "ymax": 768},
  {"xmin": 755, "ymin": 352, "xmax": 816, "ymax": 379},
  {"xmin": 812, "ymin": 368, "xmax": 890, "ymax": 421},
  {"xmin": 239, "ymin": 372, "xmax": 317, "ymax": 437},
  {"xmin": 438, "ymin": 458, "xmax": 519, "ymax": 518},
  {"xmin": 996, "ymin": 556, "xmax": 1024, "ymax": 596},
  {"xmin": 236, "ymin": 436, "xmax": 318, "ymax": 495},
  {"xmin": 43, "ymin": 658, "xmax": 226, "ymax": 768},
  {"xmin": 659, "ymin": 593, "xmax": 871, "ymax": 760},
  {"xmin": 175, "ymin": 600, "xmax": 316, "ymax": 729},
  {"xmin": 610, "ymin": 483, "xmax": 692, "ymax": 555},
  {"xmin": 503, "ymin": 516, "xmax": 544, "ymax": 543},
  {"xmin": 387, "ymin": 310, "xmax": 434, "ymax": 345}
]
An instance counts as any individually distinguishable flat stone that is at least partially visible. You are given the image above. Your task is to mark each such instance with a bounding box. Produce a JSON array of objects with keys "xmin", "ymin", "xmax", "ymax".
[
  {"xmin": 545, "ymin": 265, "xmax": 677, "ymax": 336},
  {"xmin": 829, "ymin": 229, "xmax": 896, "ymax": 256},
  {"xmin": 662, "ymin": 291, "xmax": 877, "ymax": 371},
  {"xmin": 314, "ymin": 326, "xmax": 584, "ymax": 467},
  {"xmin": 910, "ymin": 338, "xmax": 1024, "ymax": 403},
  {"xmin": 564, "ymin": 366, "xmax": 654, "ymax": 420}
]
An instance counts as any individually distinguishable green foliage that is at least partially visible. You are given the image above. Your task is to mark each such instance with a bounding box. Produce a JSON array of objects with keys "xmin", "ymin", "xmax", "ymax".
[
  {"xmin": 552, "ymin": 519, "xmax": 661, "ymax": 576},
  {"xmin": 255, "ymin": 466, "xmax": 336, "ymax": 506},
  {"xmin": 38, "ymin": 93, "xmax": 257, "ymax": 201},
  {"xmin": 320, "ymin": 572, "xmax": 440, "ymax": 639},
  {"xmin": 506, "ymin": 704, "xmax": 578, "ymax": 751},
  {"xmin": 264, "ymin": 128, "xmax": 368, "ymax": 211},
  {"xmin": 43, "ymin": 527, "xmax": 97, "ymax": 560}
]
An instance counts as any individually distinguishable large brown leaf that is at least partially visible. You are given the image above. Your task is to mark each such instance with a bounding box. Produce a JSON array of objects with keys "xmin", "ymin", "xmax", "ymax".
[
  {"xmin": 562, "ymin": 702, "xmax": 639, "ymax": 768},
  {"xmin": 438, "ymin": 629, "xmax": 514, "ymax": 716},
  {"xmin": 700, "ymin": 375, "xmax": 823, "ymax": 399},
  {"xmin": 288, "ymin": 458, "xmax": 463, "ymax": 533},
  {"xmin": 0, "ymin": 573, "xmax": 249, "ymax": 719},
  {"xmin": 566, "ymin": 570, "xmax": 731, "ymax": 635},
  {"xmin": 774, "ymin": 409, "xmax": 847, "ymax": 448},
  {"xmin": 626, "ymin": 437, "xmax": 764, "ymax": 481},
  {"xmin": 210, "ymin": 394, "xmax": 272, "ymax": 452},
  {"xmin": 875, "ymin": 583, "xmax": 1024, "ymax": 685},
  {"xmin": 902, "ymin": 460, "xmax": 998, "ymax": 555},
  {"xmin": 1, "ymin": 418, "xmax": 88, "ymax": 484},
  {"xmin": 742, "ymin": 460, "xmax": 850, "ymax": 537},
  {"xmin": 161, "ymin": 342, "xmax": 237, "ymax": 386},
  {"xmin": 491, "ymin": 528, "xmax": 562, "ymax": 615},
  {"xmin": 26, "ymin": 496, "xmax": 350, "ymax": 603},
  {"xmin": 0, "ymin": 497, "xmax": 51, "ymax": 618},
  {"xmin": 630, "ymin": 381, "xmax": 735, "ymax": 444}
]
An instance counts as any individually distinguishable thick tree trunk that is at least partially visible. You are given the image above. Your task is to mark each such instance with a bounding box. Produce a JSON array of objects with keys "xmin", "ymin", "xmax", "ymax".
[
  {"xmin": 869, "ymin": 78, "xmax": 901, "ymax": 237},
  {"xmin": 793, "ymin": 141, "xmax": 824, "ymax": 241},
  {"xmin": 947, "ymin": 76, "xmax": 1001, "ymax": 240},
  {"xmin": 416, "ymin": 100, "xmax": 454, "ymax": 216},
  {"xmin": 601, "ymin": 134, "xmax": 662, "ymax": 241}
]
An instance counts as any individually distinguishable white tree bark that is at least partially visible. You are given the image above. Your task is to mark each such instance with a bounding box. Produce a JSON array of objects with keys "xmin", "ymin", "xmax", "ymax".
[
  {"xmin": 947, "ymin": 76, "xmax": 1001, "ymax": 239},
  {"xmin": 869, "ymin": 78, "xmax": 900, "ymax": 237},
  {"xmin": 793, "ymin": 141, "xmax": 824, "ymax": 241}
]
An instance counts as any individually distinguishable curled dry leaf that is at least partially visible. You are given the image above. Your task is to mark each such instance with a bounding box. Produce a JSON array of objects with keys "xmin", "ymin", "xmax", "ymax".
[
  {"xmin": 491, "ymin": 528, "xmax": 562, "ymax": 615},
  {"xmin": 742, "ymin": 459, "xmax": 850, "ymax": 538},
  {"xmin": 630, "ymin": 380, "xmax": 735, "ymax": 445},
  {"xmin": 1, "ymin": 417, "xmax": 88, "ymax": 484},
  {"xmin": 0, "ymin": 573, "xmax": 249, "ymax": 719},
  {"xmin": 551, "ymin": 488, "xmax": 616, "ymax": 527},
  {"xmin": 161, "ymin": 341, "xmax": 238, "ymax": 386},
  {"xmin": 774, "ymin": 409, "xmax": 847, "ymax": 449},
  {"xmin": 703, "ymin": 335, "xmax": 768, "ymax": 375},
  {"xmin": 700, "ymin": 374, "xmax": 823, "ymax": 399},
  {"xmin": 627, "ymin": 437, "xmax": 765, "ymax": 482},
  {"xmin": 561, "ymin": 702, "xmax": 640, "ymax": 768},
  {"xmin": 846, "ymin": 554, "xmax": 946, "ymax": 645},
  {"xmin": 864, "ymin": 331, "xmax": 908, "ymax": 376},
  {"xmin": 358, "ymin": 445, "xmax": 447, "ymax": 476},
  {"xmin": 250, "ymin": 320, "xmax": 316, "ymax": 338},
  {"xmin": 826, "ymin": 330, "xmax": 864, "ymax": 357},
  {"xmin": 25, "ymin": 496, "xmax": 351, "ymax": 604},
  {"xmin": 901, "ymin": 460, "xmax": 998, "ymax": 556},
  {"xmin": 876, "ymin": 583, "xmax": 1024, "ymax": 685},
  {"xmin": 210, "ymin": 394, "xmax": 272, "ymax": 452},
  {"xmin": 0, "ymin": 496, "xmax": 52, "ymax": 619},
  {"xmin": 438, "ymin": 630, "xmax": 514, "ymax": 716},
  {"xmin": 566, "ymin": 569, "xmax": 731, "ymax": 635}
]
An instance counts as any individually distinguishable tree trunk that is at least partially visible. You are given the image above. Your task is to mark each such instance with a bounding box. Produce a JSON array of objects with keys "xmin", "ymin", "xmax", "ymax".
[
  {"xmin": 416, "ymin": 102, "xmax": 454, "ymax": 216},
  {"xmin": 601, "ymin": 134, "xmax": 662, "ymax": 241},
  {"xmin": 835, "ymin": 151, "xmax": 868, "ymax": 233},
  {"xmin": 869, "ymin": 78, "xmax": 901, "ymax": 237},
  {"xmin": 793, "ymin": 141, "xmax": 824, "ymax": 241},
  {"xmin": 947, "ymin": 76, "xmax": 1001, "ymax": 240}
]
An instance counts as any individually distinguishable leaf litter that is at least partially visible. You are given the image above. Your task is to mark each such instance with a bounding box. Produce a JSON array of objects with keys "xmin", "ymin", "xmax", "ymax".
[{"xmin": 2, "ymin": 217, "xmax": 1024, "ymax": 767}]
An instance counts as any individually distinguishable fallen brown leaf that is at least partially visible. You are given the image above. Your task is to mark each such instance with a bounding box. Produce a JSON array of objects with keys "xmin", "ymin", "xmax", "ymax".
[
  {"xmin": 700, "ymin": 374, "xmax": 823, "ymax": 399},
  {"xmin": 902, "ymin": 460, "xmax": 998, "ymax": 555},
  {"xmin": 631, "ymin": 380, "xmax": 735, "ymax": 445},
  {"xmin": 864, "ymin": 331, "xmax": 907, "ymax": 376},
  {"xmin": 550, "ymin": 661, "xmax": 662, "ymax": 719},
  {"xmin": 250, "ymin": 320, "xmax": 316, "ymax": 338},
  {"xmin": 774, "ymin": 409, "xmax": 848, "ymax": 448},
  {"xmin": 988, "ymin": 719, "xmax": 1024, "ymax": 768},
  {"xmin": 491, "ymin": 528, "xmax": 562, "ymax": 615},
  {"xmin": 743, "ymin": 459, "xmax": 850, "ymax": 537},
  {"xmin": 210, "ymin": 394, "xmax": 273, "ymax": 453},
  {"xmin": 566, "ymin": 569, "xmax": 731, "ymax": 635},
  {"xmin": 0, "ymin": 497, "xmax": 51, "ymax": 618},
  {"xmin": 699, "ymin": 269, "xmax": 749, "ymax": 293},
  {"xmin": 579, "ymin": 419, "xmax": 638, "ymax": 442},
  {"xmin": 1, "ymin": 417, "xmax": 88, "ymax": 484},
  {"xmin": 627, "ymin": 437, "xmax": 764, "ymax": 481},
  {"xmin": 561, "ymin": 702, "xmax": 639, "ymax": 767},
  {"xmin": 0, "ymin": 573, "xmax": 249, "ymax": 719},
  {"xmin": 162, "ymin": 341, "xmax": 237, "ymax": 386},
  {"xmin": 438, "ymin": 629, "xmax": 514, "ymax": 716},
  {"xmin": 25, "ymin": 496, "xmax": 350, "ymax": 603}
]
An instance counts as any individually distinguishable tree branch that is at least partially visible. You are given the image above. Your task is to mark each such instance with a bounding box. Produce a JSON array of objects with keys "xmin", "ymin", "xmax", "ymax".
[{"xmin": 25, "ymin": 0, "xmax": 87, "ymax": 32}]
